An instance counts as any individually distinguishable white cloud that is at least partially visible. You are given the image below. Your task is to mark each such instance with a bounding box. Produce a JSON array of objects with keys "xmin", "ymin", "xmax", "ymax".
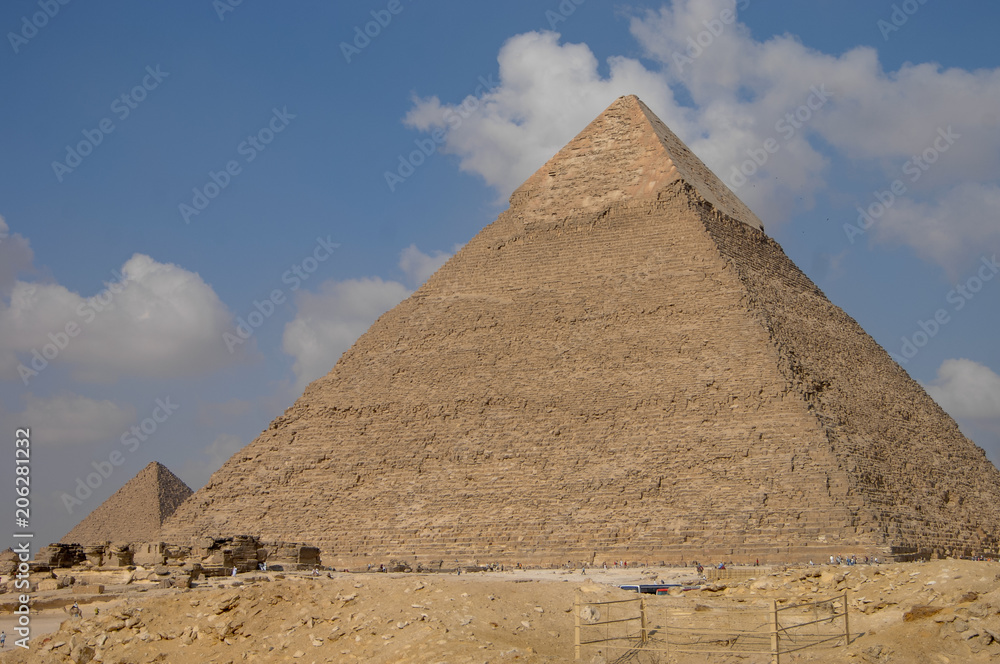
[
  {"xmin": 0, "ymin": 253, "xmax": 243, "ymax": 384},
  {"xmin": 404, "ymin": 30, "xmax": 681, "ymax": 196},
  {"xmin": 925, "ymin": 358, "xmax": 1000, "ymax": 419},
  {"xmin": 282, "ymin": 277, "xmax": 411, "ymax": 392},
  {"xmin": 629, "ymin": 0, "xmax": 1000, "ymax": 188},
  {"xmin": 402, "ymin": 1, "xmax": 1000, "ymax": 273},
  {"xmin": 398, "ymin": 244, "xmax": 451, "ymax": 286},
  {"xmin": 873, "ymin": 183, "xmax": 1000, "ymax": 278},
  {"xmin": 281, "ymin": 245, "xmax": 452, "ymax": 392},
  {"xmin": 0, "ymin": 217, "xmax": 34, "ymax": 297},
  {"xmin": 18, "ymin": 392, "xmax": 135, "ymax": 446}
]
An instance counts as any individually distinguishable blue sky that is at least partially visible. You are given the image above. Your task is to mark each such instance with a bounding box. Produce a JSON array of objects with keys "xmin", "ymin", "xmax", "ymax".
[{"xmin": 1, "ymin": 0, "xmax": 998, "ymax": 547}]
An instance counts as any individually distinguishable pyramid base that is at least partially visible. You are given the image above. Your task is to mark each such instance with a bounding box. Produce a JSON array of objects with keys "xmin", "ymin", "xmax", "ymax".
[{"xmin": 317, "ymin": 542, "xmax": 996, "ymax": 570}]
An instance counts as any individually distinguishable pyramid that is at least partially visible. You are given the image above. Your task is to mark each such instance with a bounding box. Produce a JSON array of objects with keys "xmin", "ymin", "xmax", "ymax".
[
  {"xmin": 162, "ymin": 96, "xmax": 1000, "ymax": 564},
  {"xmin": 63, "ymin": 461, "xmax": 193, "ymax": 545}
]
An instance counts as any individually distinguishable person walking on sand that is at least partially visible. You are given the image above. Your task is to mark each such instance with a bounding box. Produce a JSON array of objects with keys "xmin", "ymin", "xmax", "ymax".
[{"xmin": 1, "ymin": 630, "xmax": 6, "ymax": 648}]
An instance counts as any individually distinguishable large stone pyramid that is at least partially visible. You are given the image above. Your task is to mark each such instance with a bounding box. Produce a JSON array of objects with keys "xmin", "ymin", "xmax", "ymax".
[
  {"xmin": 63, "ymin": 461, "xmax": 193, "ymax": 545},
  {"xmin": 163, "ymin": 95, "xmax": 1000, "ymax": 565}
]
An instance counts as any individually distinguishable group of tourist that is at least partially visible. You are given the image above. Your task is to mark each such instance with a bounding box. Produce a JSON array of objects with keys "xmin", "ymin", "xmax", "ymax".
[{"xmin": 825, "ymin": 555, "xmax": 878, "ymax": 565}]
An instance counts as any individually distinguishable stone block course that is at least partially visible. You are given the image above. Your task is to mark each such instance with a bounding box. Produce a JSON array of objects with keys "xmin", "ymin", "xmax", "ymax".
[{"xmin": 158, "ymin": 95, "xmax": 1000, "ymax": 566}]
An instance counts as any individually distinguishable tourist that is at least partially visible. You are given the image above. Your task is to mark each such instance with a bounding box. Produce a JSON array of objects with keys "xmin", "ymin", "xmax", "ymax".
[
  {"xmin": 231, "ymin": 566, "xmax": 237, "ymax": 577},
  {"xmin": 1, "ymin": 631, "xmax": 5, "ymax": 648}
]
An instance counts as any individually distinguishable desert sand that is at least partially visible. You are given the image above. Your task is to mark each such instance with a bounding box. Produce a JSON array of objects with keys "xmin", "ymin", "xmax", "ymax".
[{"xmin": 1, "ymin": 559, "xmax": 997, "ymax": 663}]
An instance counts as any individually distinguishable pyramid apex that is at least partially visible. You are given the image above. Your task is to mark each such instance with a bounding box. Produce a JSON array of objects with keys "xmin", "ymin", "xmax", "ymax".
[
  {"xmin": 511, "ymin": 95, "xmax": 764, "ymax": 232},
  {"xmin": 61, "ymin": 461, "xmax": 193, "ymax": 545}
]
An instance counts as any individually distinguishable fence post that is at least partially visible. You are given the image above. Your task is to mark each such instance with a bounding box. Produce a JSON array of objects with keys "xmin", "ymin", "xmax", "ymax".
[
  {"xmin": 640, "ymin": 595, "xmax": 648, "ymax": 644},
  {"xmin": 574, "ymin": 594, "xmax": 581, "ymax": 661},
  {"xmin": 843, "ymin": 591, "xmax": 850, "ymax": 645},
  {"xmin": 771, "ymin": 600, "xmax": 780, "ymax": 664}
]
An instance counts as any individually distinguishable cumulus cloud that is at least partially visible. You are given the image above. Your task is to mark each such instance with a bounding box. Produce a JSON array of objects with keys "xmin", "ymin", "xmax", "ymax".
[
  {"xmin": 398, "ymin": 244, "xmax": 451, "ymax": 286},
  {"xmin": 0, "ymin": 253, "xmax": 242, "ymax": 384},
  {"xmin": 402, "ymin": 0, "xmax": 1000, "ymax": 274},
  {"xmin": 632, "ymin": 1, "xmax": 1000, "ymax": 208},
  {"xmin": 926, "ymin": 358, "xmax": 1000, "ymax": 420},
  {"xmin": 873, "ymin": 183, "xmax": 1000, "ymax": 278},
  {"xmin": 0, "ymin": 216, "xmax": 34, "ymax": 297},
  {"xmin": 18, "ymin": 392, "xmax": 135, "ymax": 446},
  {"xmin": 404, "ymin": 30, "xmax": 681, "ymax": 196},
  {"xmin": 282, "ymin": 277, "xmax": 411, "ymax": 392},
  {"xmin": 281, "ymin": 245, "xmax": 453, "ymax": 392}
]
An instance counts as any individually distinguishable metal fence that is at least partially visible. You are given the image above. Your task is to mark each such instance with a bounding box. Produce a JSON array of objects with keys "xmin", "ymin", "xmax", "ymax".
[{"xmin": 574, "ymin": 591, "xmax": 850, "ymax": 663}]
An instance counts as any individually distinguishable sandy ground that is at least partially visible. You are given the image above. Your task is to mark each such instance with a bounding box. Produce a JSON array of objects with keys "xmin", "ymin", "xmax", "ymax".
[{"xmin": 0, "ymin": 560, "xmax": 997, "ymax": 663}]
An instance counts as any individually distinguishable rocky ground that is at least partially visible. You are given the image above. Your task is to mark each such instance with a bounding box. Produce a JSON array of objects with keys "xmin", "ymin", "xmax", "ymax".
[{"xmin": 0, "ymin": 559, "xmax": 997, "ymax": 663}]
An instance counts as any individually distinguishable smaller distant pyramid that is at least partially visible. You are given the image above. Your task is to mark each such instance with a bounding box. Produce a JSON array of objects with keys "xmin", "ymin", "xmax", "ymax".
[{"xmin": 62, "ymin": 462, "xmax": 193, "ymax": 545}]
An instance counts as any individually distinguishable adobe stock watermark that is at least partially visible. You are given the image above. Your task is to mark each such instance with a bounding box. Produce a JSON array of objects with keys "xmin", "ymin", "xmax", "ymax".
[
  {"xmin": 545, "ymin": 0, "xmax": 587, "ymax": 30},
  {"xmin": 892, "ymin": 255, "xmax": 998, "ymax": 365},
  {"xmin": 178, "ymin": 107, "xmax": 295, "ymax": 224},
  {"xmin": 843, "ymin": 126, "xmax": 959, "ymax": 244},
  {"xmin": 17, "ymin": 268, "xmax": 131, "ymax": 386},
  {"xmin": 877, "ymin": 0, "xmax": 931, "ymax": 41},
  {"xmin": 213, "ymin": 0, "xmax": 246, "ymax": 21},
  {"xmin": 671, "ymin": 0, "xmax": 750, "ymax": 74},
  {"xmin": 340, "ymin": 0, "xmax": 411, "ymax": 64},
  {"xmin": 384, "ymin": 74, "xmax": 498, "ymax": 192},
  {"xmin": 7, "ymin": 0, "xmax": 72, "ymax": 54},
  {"xmin": 726, "ymin": 84, "xmax": 831, "ymax": 190},
  {"xmin": 223, "ymin": 235, "xmax": 340, "ymax": 353},
  {"xmin": 60, "ymin": 396, "xmax": 180, "ymax": 514},
  {"xmin": 51, "ymin": 65, "xmax": 170, "ymax": 182}
]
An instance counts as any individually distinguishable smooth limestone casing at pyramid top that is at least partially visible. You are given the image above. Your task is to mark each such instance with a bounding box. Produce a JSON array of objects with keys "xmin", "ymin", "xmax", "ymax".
[{"xmin": 162, "ymin": 95, "xmax": 1000, "ymax": 566}]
